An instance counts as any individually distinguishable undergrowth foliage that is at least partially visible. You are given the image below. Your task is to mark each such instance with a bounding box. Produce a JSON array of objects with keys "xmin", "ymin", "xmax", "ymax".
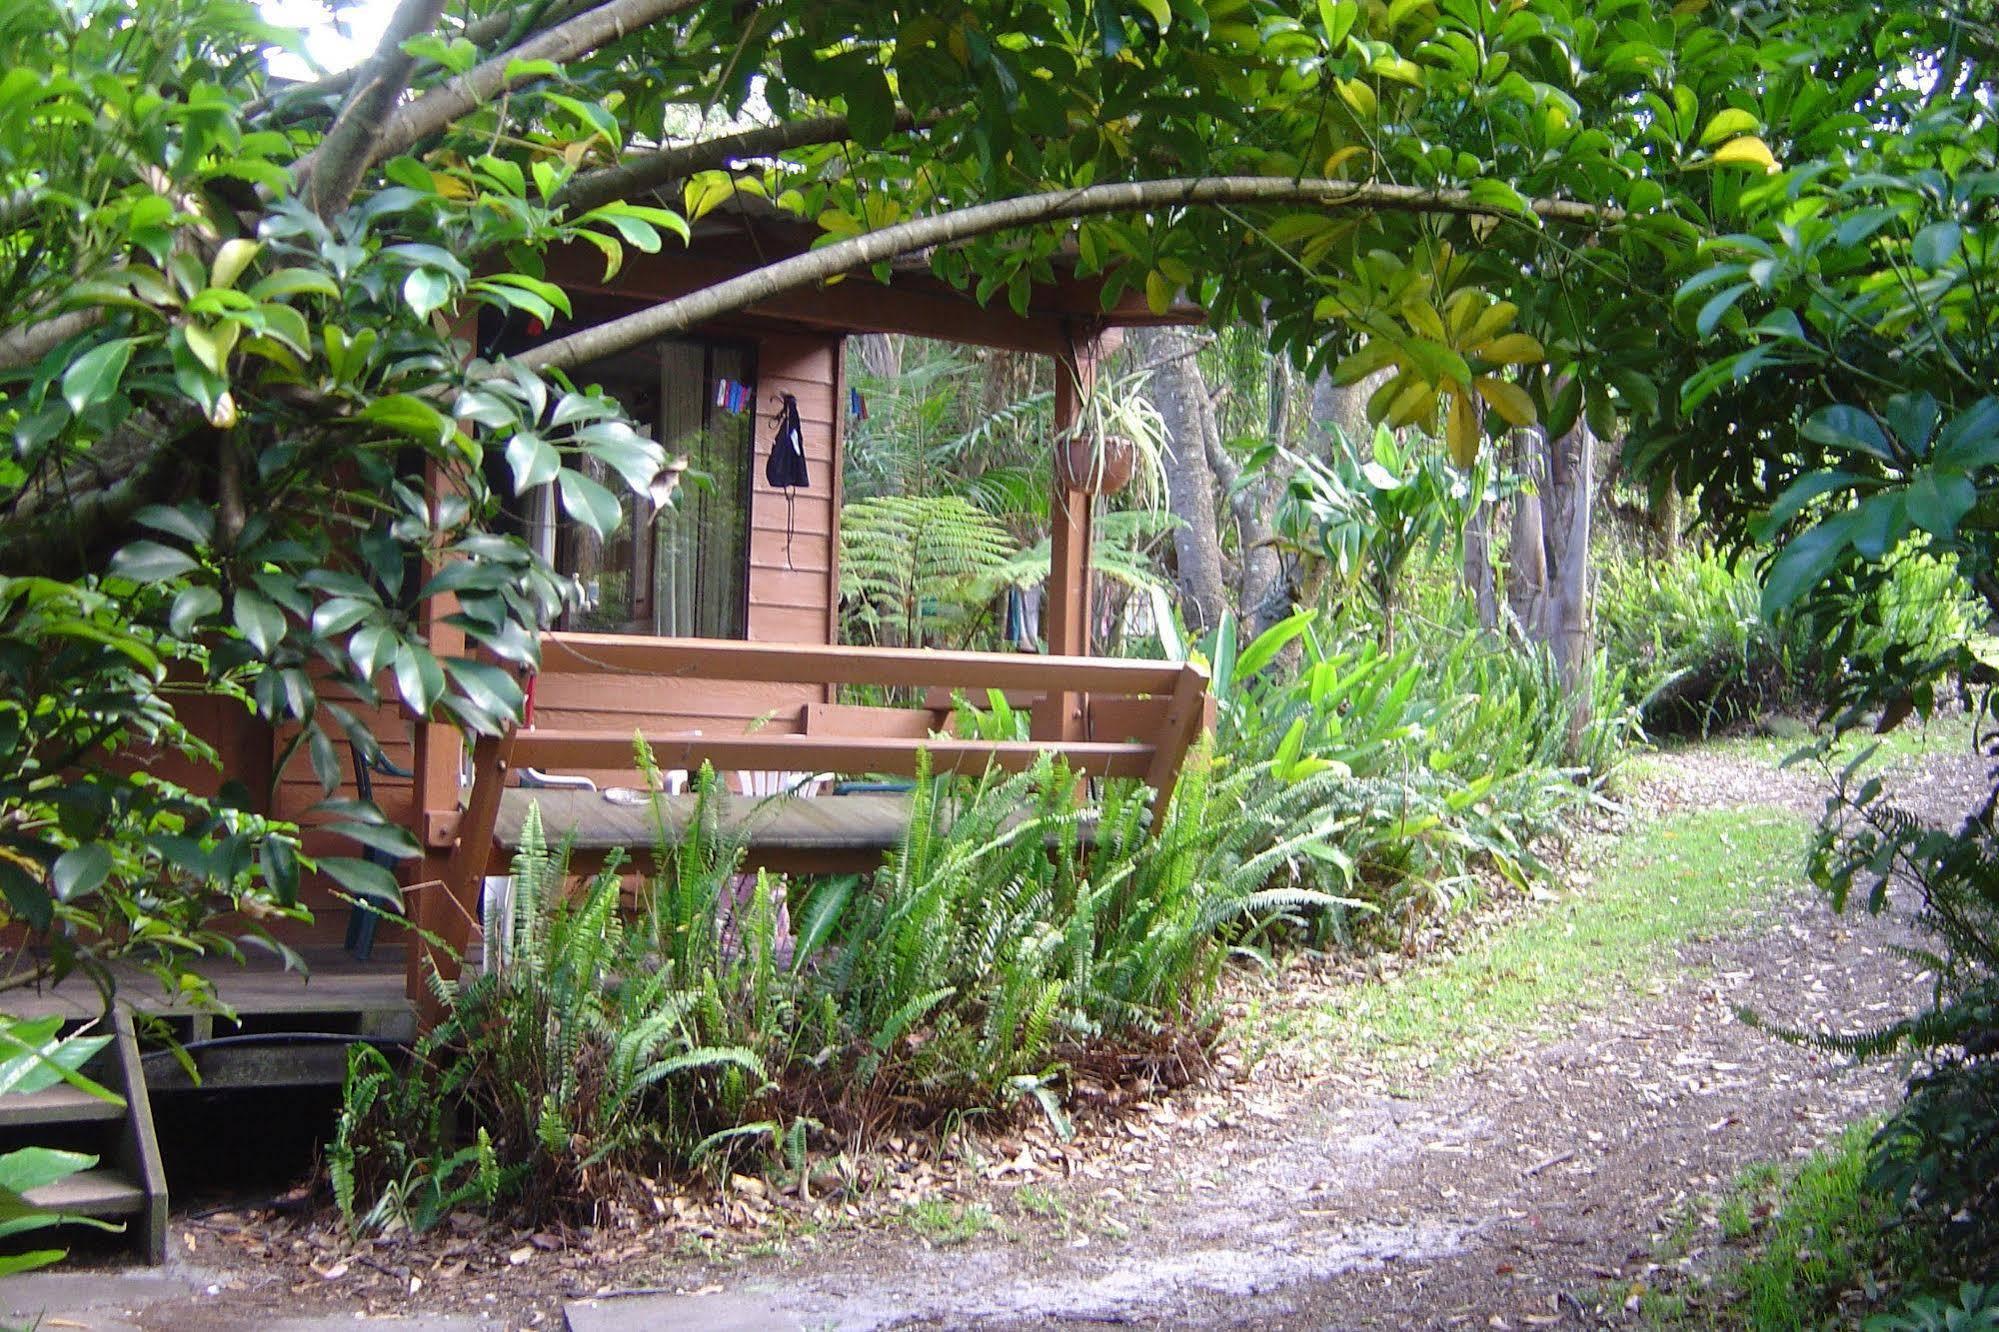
[{"xmin": 332, "ymin": 747, "xmax": 1350, "ymax": 1231}]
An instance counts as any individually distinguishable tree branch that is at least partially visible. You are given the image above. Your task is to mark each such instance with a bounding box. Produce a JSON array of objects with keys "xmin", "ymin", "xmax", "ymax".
[
  {"xmin": 554, "ymin": 109, "xmax": 927, "ymax": 216},
  {"xmin": 0, "ymin": 309, "xmax": 103, "ymax": 372},
  {"xmin": 519, "ymin": 175, "xmax": 1615, "ymax": 373},
  {"xmin": 308, "ymin": 0, "xmax": 711, "ymax": 181},
  {"xmin": 300, "ymin": 0, "xmax": 452, "ymax": 218},
  {"xmin": 245, "ymin": 0, "xmax": 597, "ymax": 123}
]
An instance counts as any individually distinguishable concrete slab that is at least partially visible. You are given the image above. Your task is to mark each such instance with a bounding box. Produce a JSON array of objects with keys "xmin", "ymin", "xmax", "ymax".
[
  {"xmin": 564, "ymin": 1292, "xmax": 807, "ymax": 1332},
  {"xmin": 2, "ymin": 1267, "xmax": 206, "ymax": 1323}
]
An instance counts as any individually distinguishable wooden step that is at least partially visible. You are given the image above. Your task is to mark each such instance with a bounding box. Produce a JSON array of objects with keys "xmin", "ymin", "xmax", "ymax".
[
  {"xmin": 23, "ymin": 1167, "xmax": 146, "ymax": 1219},
  {"xmin": 0, "ymin": 1083, "xmax": 124, "ymax": 1129}
]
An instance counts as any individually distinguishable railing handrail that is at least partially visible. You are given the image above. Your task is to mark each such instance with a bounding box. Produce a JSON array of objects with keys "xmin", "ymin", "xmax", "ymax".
[
  {"xmin": 538, "ymin": 631, "xmax": 1201, "ymax": 696},
  {"xmin": 509, "ymin": 730, "xmax": 1157, "ymax": 780}
]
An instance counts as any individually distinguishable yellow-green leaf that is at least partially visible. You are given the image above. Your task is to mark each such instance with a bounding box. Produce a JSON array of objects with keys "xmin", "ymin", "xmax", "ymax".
[
  {"xmin": 1401, "ymin": 298, "xmax": 1447, "ymax": 343},
  {"xmin": 1336, "ymin": 78, "xmax": 1377, "ymax": 119},
  {"xmin": 1384, "ymin": 376, "xmax": 1436, "ymax": 428},
  {"xmin": 1145, "ymin": 269, "xmax": 1175, "ymax": 316},
  {"xmin": 209, "ymin": 239, "xmax": 261, "ymax": 291},
  {"xmin": 1473, "ymin": 376, "xmax": 1537, "ymax": 429},
  {"xmin": 1132, "ymin": 0, "xmax": 1170, "ymax": 28},
  {"xmin": 1444, "ymin": 387, "xmax": 1480, "ymax": 468},
  {"xmin": 1474, "ymin": 332, "xmax": 1545, "ymax": 365},
  {"xmin": 1712, "ymin": 135, "xmax": 1779, "ymax": 173},
  {"xmin": 1698, "ymin": 107, "xmax": 1760, "ymax": 147}
]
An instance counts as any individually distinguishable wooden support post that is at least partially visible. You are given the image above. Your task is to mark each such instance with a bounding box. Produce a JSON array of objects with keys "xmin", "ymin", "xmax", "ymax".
[
  {"xmin": 408, "ymin": 730, "xmax": 513, "ymax": 1024},
  {"xmin": 1043, "ymin": 334, "xmax": 1097, "ymax": 743}
]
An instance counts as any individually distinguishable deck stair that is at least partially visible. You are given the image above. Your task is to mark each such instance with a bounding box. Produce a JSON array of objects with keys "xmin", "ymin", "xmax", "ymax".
[{"xmin": 4, "ymin": 1008, "xmax": 168, "ymax": 1264}]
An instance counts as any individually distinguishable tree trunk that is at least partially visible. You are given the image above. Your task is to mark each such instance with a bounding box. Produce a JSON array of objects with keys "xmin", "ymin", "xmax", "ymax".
[
  {"xmin": 1137, "ymin": 327, "xmax": 1229, "ymax": 635},
  {"xmin": 1508, "ymin": 420, "xmax": 1597, "ymax": 752},
  {"xmin": 1464, "ymin": 498, "xmax": 1498, "ymax": 632}
]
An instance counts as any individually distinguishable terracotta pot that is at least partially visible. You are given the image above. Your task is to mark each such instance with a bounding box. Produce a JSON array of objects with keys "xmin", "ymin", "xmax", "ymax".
[{"xmin": 1056, "ymin": 434, "xmax": 1136, "ymax": 496}]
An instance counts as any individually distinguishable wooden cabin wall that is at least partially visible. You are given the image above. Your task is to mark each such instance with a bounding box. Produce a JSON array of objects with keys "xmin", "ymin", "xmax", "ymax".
[
  {"xmin": 270, "ymin": 690, "xmax": 416, "ymax": 949},
  {"xmin": 519, "ymin": 328, "xmax": 843, "ymax": 789},
  {"xmin": 748, "ymin": 330, "xmax": 842, "ymax": 647}
]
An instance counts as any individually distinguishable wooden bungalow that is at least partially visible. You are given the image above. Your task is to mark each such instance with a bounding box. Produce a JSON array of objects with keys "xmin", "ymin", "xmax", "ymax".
[
  {"xmin": 1, "ymin": 213, "xmax": 1218, "ymax": 1256},
  {"xmin": 240, "ymin": 207, "xmax": 1217, "ymax": 997}
]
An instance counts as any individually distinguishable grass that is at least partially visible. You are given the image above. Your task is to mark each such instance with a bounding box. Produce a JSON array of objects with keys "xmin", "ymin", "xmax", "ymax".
[
  {"xmin": 1641, "ymin": 1120, "xmax": 1936, "ymax": 1331},
  {"xmin": 900, "ymin": 1200, "xmax": 995, "ymax": 1246},
  {"xmin": 1258, "ymin": 805, "xmax": 1811, "ymax": 1072}
]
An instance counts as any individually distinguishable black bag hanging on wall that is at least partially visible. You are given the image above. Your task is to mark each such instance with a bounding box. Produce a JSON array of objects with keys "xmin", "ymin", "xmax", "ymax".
[{"xmin": 766, "ymin": 392, "xmax": 809, "ymax": 569}]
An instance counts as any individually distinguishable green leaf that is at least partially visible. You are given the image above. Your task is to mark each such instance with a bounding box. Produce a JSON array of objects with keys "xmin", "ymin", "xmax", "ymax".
[
  {"xmin": 1904, "ymin": 470, "xmax": 1976, "ymax": 540},
  {"xmin": 318, "ymin": 857, "xmax": 402, "ymax": 908},
  {"xmin": 1910, "ymin": 221, "xmax": 1962, "ymax": 271},
  {"xmin": 1761, "ymin": 510, "xmax": 1857, "ymax": 614},
  {"xmin": 1698, "ymin": 107, "xmax": 1759, "ymax": 146},
  {"xmin": 50, "ymin": 845, "xmax": 112, "ymax": 903},
  {"xmin": 557, "ymin": 467, "xmax": 623, "ymax": 538},
  {"xmin": 1318, "ymin": 0, "xmax": 1358, "ymax": 46},
  {"xmin": 1801, "ymin": 404, "xmax": 1893, "ymax": 461},
  {"xmin": 504, "ymin": 432, "xmax": 560, "ymax": 492},
  {"xmin": 168, "ymin": 585, "xmax": 222, "ymax": 636},
  {"xmin": 359, "ymin": 394, "xmax": 452, "ymax": 445},
  {"xmin": 109, "ymin": 541, "xmax": 198, "ymax": 583},
  {"xmin": 0, "ymin": 1147, "xmax": 96, "ymax": 1197},
  {"xmin": 1695, "ymin": 282, "xmax": 1752, "ymax": 337},
  {"xmin": 393, "ymin": 642, "xmax": 445, "ymax": 712},
  {"xmin": 232, "ymin": 588, "xmax": 287, "ymax": 655},
  {"xmin": 403, "ymin": 268, "xmax": 454, "ymax": 320},
  {"xmin": 60, "ymin": 338, "xmax": 138, "ymax": 415}
]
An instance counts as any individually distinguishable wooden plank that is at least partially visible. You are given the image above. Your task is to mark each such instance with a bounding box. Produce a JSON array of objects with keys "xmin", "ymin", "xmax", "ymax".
[
  {"xmin": 511, "ymin": 731, "xmax": 1156, "ymax": 780},
  {"xmin": 1145, "ymin": 663, "xmax": 1216, "ymax": 825},
  {"xmin": 1089, "ymin": 694, "xmax": 1173, "ymax": 743},
  {"xmin": 539, "ymin": 634, "xmax": 1185, "ymax": 694},
  {"xmin": 24, "ymin": 1168, "xmax": 146, "ymax": 1219},
  {"xmin": 803, "ymin": 701, "xmax": 941, "ymax": 738},
  {"xmin": 113, "ymin": 1008, "xmax": 168, "ymax": 1265},
  {"xmin": 0, "ymin": 1084, "xmax": 124, "ymax": 1128},
  {"xmin": 497, "ymin": 789, "xmax": 915, "ymax": 852}
]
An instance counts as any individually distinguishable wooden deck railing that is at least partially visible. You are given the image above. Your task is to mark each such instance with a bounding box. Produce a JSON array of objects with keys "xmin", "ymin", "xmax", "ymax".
[{"xmin": 406, "ymin": 635, "xmax": 1213, "ymax": 1013}]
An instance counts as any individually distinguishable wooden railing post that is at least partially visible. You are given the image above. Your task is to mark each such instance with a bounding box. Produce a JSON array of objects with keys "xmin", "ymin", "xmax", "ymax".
[
  {"xmin": 1144, "ymin": 663, "xmax": 1215, "ymax": 826},
  {"xmin": 407, "ymin": 729, "xmax": 513, "ymax": 1025}
]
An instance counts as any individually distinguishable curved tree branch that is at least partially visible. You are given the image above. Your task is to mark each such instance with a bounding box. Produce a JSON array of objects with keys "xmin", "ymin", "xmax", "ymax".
[
  {"xmin": 554, "ymin": 108, "xmax": 928, "ymax": 216},
  {"xmin": 301, "ymin": 0, "xmax": 453, "ymax": 219},
  {"xmin": 519, "ymin": 174, "xmax": 1616, "ymax": 374},
  {"xmin": 298, "ymin": 0, "xmax": 711, "ymax": 184}
]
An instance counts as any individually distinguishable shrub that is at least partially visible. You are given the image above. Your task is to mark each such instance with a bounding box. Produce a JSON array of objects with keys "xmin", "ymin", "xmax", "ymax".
[{"xmin": 1598, "ymin": 543, "xmax": 1986, "ymax": 736}]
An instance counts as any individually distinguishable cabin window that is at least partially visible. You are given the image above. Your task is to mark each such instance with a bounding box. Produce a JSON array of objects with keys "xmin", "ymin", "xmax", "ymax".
[{"xmin": 512, "ymin": 338, "xmax": 754, "ymax": 638}]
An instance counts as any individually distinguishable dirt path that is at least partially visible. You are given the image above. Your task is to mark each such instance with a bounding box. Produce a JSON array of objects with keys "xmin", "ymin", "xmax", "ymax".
[{"xmin": 129, "ymin": 739, "xmax": 1990, "ymax": 1332}]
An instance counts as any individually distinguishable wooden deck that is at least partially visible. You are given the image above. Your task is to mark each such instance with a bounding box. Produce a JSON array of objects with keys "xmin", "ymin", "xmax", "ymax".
[
  {"xmin": 0, "ymin": 949, "xmax": 413, "ymax": 1045},
  {"xmin": 500, "ymin": 788, "xmax": 915, "ymax": 852}
]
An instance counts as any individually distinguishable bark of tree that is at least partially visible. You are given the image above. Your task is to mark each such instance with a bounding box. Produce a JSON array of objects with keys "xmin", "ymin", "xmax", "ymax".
[
  {"xmin": 303, "ymin": 0, "xmax": 450, "ymax": 218},
  {"xmin": 1136, "ymin": 327, "xmax": 1228, "ymax": 634},
  {"xmin": 1463, "ymin": 498, "xmax": 1498, "ymax": 632},
  {"xmin": 1506, "ymin": 420, "xmax": 1597, "ymax": 750},
  {"xmin": 556, "ymin": 111, "xmax": 929, "ymax": 217}
]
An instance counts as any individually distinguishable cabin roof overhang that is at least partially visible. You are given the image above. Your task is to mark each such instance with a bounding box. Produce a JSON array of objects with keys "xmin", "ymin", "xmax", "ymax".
[{"xmin": 543, "ymin": 204, "xmax": 1205, "ymax": 357}]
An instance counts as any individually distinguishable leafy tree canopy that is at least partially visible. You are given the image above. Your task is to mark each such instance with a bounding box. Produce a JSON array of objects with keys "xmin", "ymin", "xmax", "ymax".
[{"xmin": 0, "ymin": 0, "xmax": 1990, "ymax": 974}]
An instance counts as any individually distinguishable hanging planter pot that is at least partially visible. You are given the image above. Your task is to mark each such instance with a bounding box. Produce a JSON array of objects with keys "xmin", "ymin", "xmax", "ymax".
[
  {"xmin": 1056, "ymin": 432, "xmax": 1137, "ymax": 496},
  {"xmin": 1053, "ymin": 366, "xmax": 1169, "ymax": 508}
]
